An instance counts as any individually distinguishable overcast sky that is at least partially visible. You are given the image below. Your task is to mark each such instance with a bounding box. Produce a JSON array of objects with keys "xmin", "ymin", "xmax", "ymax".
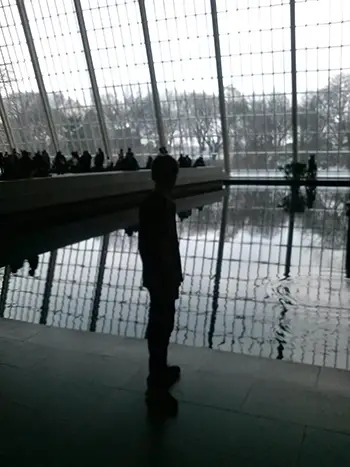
[{"xmin": 0, "ymin": 0, "xmax": 349, "ymax": 106}]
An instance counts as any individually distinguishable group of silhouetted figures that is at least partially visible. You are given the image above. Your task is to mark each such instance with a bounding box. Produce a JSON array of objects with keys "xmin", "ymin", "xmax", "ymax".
[{"xmin": 0, "ymin": 145, "xmax": 206, "ymax": 181}]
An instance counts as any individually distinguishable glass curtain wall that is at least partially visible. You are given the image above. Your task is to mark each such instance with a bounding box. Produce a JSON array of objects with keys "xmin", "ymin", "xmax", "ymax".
[
  {"xmin": 217, "ymin": 0, "xmax": 292, "ymax": 174},
  {"xmin": 146, "ymin": 0, "xmax": 221, "ymax": 160},
  {"xmin": 25, "ymin": 0, "xmax": 101, "ymax": 154},
  {"xmin": 296, "ymin": 0, "xmax": 350, "ymax": 176},
  {"xmin": 0, "ymin": 0, "xmax": 50, "ymax": 151},
  {"xmin": 81, "ymin": 0, "xmax": 157, "ymax": 161},
  {"xmin": 0, "ymin": 0, "xmax": 349, "ymax": 173}
]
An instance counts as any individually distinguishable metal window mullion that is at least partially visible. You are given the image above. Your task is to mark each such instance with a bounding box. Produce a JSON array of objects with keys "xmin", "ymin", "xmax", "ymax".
[
  {"xmin": 208, "ymin": 186, "xmax": 229, "ymax": 349},
  {"xmin": 89, "ymin": 234, "xmax": 109, "ymax": 332},
  {"xmin": 285, "ymin": 192, "xmax": 296, "ymax": 278},
  {"xmin": 210, "ymin": 0, "xmax": 230, "ymax": 175},
  {"xmin": 138, "ymin": 0, "xmax": 166, "ymax": 149},
  {"xmin": 0, "ymin": 266, "xmax": 11, "ymax": 318},
  {"xmin": 0, "ymin": 93, "xmax": 15, "ymax": 149},
  {"xmin": 73, "ymin": 0, "xmax": 112, "ymax": 160},
  {"xmin": 290, "ymin": 0, "xmax": 298, "ymax": 164},
  {"xmin": 39, "ymin": 250, "xmax": 57, "ymax": 325},
  {"xmin": 16, "ymin": 0, "xmax": 59, "ymax": 152}
]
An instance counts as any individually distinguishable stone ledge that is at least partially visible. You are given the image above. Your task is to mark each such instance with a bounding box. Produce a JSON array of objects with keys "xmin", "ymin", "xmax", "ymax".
[{"xmin": 0, "ymin": 167, "xmax": 225, "ymax": 215}]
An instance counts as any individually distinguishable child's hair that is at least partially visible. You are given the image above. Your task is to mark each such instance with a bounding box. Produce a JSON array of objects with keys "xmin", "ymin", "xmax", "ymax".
[{"xmin": 152, "ymin": 155, "xmax": 179, "ymax": 185}]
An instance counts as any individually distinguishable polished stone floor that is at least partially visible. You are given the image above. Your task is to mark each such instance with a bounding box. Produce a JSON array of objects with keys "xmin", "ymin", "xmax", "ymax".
[{"xmin": 0, "ymin": 318, "xmax": 349, "ymax": 466}]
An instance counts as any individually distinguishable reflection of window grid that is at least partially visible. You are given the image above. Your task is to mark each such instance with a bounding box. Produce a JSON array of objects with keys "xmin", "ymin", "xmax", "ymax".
[
  {"xmin": 176, "ymin": 205, "xmax": 221, "ymax": 347},
  {"xmin": 215, "ymin": 187, "xmax": 289, "ymax": 358},
  {"xmin": 296, "ymin": 0, "xmax": 350, "ymax": 173},
  {"xmin": 0, "ymin": 0, "xmax": 50, "ymax": 151},
  {"xmin": 146, "ymin": 0, "xmax": 220, "ymax": 157},
  {"xmin": 97, "ymin": 231, "xmax": 147, "ymax": 338},
  {"xmin": 47, "ymin": 239, "xmax": 100, "ymax": 331},
  {"xmin": 4, "ymin": 253, "xmax": 50, "ymax": 323},
  {"xmin": 217, "ymin": 0, "xmax": 292, "ymax": 174},
  {"xmin": 289, "ymin": 187, "xmax": 349, "ymax": 369},
  {"xmin": 0, "ymin": 187, "xmax": 349, "ymax": 370},
  {"xmin": 82, "ymin": 0, "xmax": 157, "ymax": 160},
  {"xmin": 25, "ymin": 0, "xmax": 101, "ymax": 155}
]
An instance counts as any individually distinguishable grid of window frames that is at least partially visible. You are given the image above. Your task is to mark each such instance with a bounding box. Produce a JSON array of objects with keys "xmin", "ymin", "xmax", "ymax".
[
  {"xmin": 217, "ymin": 0, "xmax": 292, "ymax": 174},
  {"xmin": 145, "ymin": 0, "xmax": 220, "ymax": 159},
  {"xmin": 295, "ymin": 0, "xmax": 350, "ymax": 175},
  {"xmin": 0, "ymin": 0, "xmax": 50, "ymax": 151},
  {"xmin": 0, "ymin": 0, "xmax": 349, "ymax": 173},
  {"xmin": 25, "ymin": 0, "xmax": 102, "ymax": 154},
  {"xmin": 80, "ymin": 0, "xmax": 158, "ymax": 161}
]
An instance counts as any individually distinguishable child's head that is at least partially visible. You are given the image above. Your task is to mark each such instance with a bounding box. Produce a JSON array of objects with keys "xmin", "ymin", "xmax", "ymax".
[{"xmin": 152, "ymin": 155, "xmax": 179, "ymax": 191}]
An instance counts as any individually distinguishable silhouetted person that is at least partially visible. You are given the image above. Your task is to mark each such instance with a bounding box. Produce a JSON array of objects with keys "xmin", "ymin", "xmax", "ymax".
[
  {"xmin": 106, "ymin": 158, "xmax": 113, "ymax": 171},
  {"xmin": 94, "ymin": 147, "xmax": 105, "ymax": 171},
  {"xmin": 80, "ymin": 150, "xmax": 92, "ymax": 172},
  {"xmin": 70, "ymin": 151, "xmax": 80, "ymax": 173},
  {"xmin": 53, "ymin": 151, "xmax": 68, "ymax": 174},
  {"xmin": 306, "ymin": 186, "xmax": 317, "ymax": 209},
  {"xmin": 139, "ymin": 155, "xmax": 182, "ymax": 398},
  {"xmin": 41, "ymin": 150, "xmax": 50, "ymax": 172},
  {"xmin": 123, "ymin": 148, "xmax": 139, "ymax": 171},
  {"xmin": 125, "ymin": 225, "xmax": 139, "ymax": 237},
  {"xmin": 307, "ymin": 154, "xmax": 317, "ymax": 179},
  {"xmin": 19, "ymin": 150, "xmax": 33, "ymax": 178},
  {"xmin": 32, "ymin": 151, "xmax": 42, "ymax": 176},
  {"xmin": 146, "ymin": 156, "xmax": 153, "ymax": 169},
  {"xmin": 184, "ymin": 155, "xmax": 192, "ymax": 167},
  {"xmin": 193, "ymin": 156, "xmax": 205, "ymax": 168},
  {"xmin": 2, "ymin": 150, "xmax": 18, "ymax": 179},
  {"xmin": 28, "ymin": 255, "xmax": 39, "ymax": 277},
  {"xmin": 33, "ymin": 150, "xmax": 50, "ymax": 177},
  {"xmin": 115, "ymin": 148, "xmax": 124, "ymax": 170},
  {"xmin": 178, "ymin": 153, "xmax": 187, "ymax": 168},
  {"xmin": 177, "ymin": 210, "xmax": 192, "ymax": 221},
  {"xmin": 10, "ymin": 259, "xmax": 24, "ymax": 274}
]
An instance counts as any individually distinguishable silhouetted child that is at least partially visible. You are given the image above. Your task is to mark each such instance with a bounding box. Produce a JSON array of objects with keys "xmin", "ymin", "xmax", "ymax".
[{"xmin": 139, "ymin": 155, "xmax": 182, "ymax": 396}]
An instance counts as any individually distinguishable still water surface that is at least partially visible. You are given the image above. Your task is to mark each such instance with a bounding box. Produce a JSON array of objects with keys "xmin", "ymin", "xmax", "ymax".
[{"xmin": 1, "ymin": 186, "xmax": 350, "ymax": 370}]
